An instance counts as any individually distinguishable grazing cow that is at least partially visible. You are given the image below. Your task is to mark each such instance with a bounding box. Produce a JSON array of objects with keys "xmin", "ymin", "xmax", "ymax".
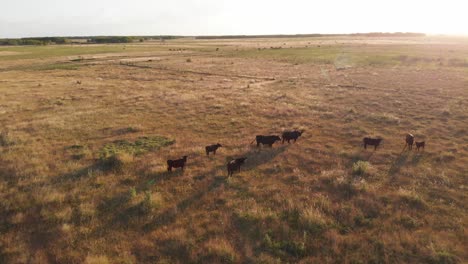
[
  {"xmin": 227, "ymin": 157, "xmax": 247, "ymax": 177},
  {"xmin": 416, "ymin": 141, "xmax": 425, "ymax": 151},
  {"xmin": 406, "ymin": 133, "xmax": 414, "ymax": 150},
  {"xmin": 282, "ymin": 130, "xmax": 304, "ymax": 143},
  {"xmin": 167, "ymin": 156, "xmax": 188, "ymax": 171},
  {"xmin": 251, "ymin": 135, "xmax": 281, "ymax": 147},
  {"xmin": 205, "ymin": 143, "xmax": 222, "ymax": 156},
  {"xmin": 363, "ymin": 137, "xmax": 383, "ymax": 150}
]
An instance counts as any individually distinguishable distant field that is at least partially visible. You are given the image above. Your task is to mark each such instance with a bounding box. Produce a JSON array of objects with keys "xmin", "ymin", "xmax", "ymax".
[{"xmin": 0, "ymin": 36, "xmax": 467, "ymax": 263}]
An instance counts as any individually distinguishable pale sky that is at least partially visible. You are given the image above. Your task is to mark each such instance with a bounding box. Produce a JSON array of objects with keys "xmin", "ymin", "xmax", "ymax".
[{"xmin": 1, "ymin": 0, "xmax": 467, "ymax": 38}]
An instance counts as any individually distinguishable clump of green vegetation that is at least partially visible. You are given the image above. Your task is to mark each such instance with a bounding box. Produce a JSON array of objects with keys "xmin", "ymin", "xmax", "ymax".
[
  {"xmin": 397, "ymin": 215, "xmax": 420, "ymax": 229},
  {"xmin": 300, "ymin": 207, "xmax": 327, "ymax": 234},
  {"xmin": 200, "ymin": 239, "xmax": 237, "ymax": 263},
  {"xmin": 99, "ymin": 136, "xmax": 175, "ymax": 159},
  {"xmin": 428, "ymin": 251, "xmax": 460, "ymax": 264},
  {"xmin": 101, "ymin": 153, "xmax": 134, "ymax": 172},
  {"xmin": 397, "ymin": 189, "xmax": 427, "ymax": 210},
  {"xmin": 352, "ymin": 161, "xmax": 370, "ymax": 176},
  {"xmin": 263, "ymin": 233, "xmax": 306, "ymax": 258},
  {"xmin": 367, "ymin": 113, "xmax": 400, "ymax": 125},
  {"xmin": 436, "ymin": 152, "xmax": 456, "ymax": 163},
  {"xmin": 66, "ymin": 144, "xmax": 90, "ymax": 160},
  {"xmin": 0, "ymin": 131, "xmax": 14, "ymax": 146}
]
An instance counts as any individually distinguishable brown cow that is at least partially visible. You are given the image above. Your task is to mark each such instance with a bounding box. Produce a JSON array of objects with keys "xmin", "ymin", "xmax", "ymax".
[
  {"xmin": 416, "ymin": 141, "xmax": 425, "ymax": 151},
  {"xmin": 227, "ymin": 157, "xmax": 247, "ymax": 177},
  {"xmin": 363, "ymin": 137, "xmax": 383, "ymax": 150},
  {"xmin": 251, "ymin": 135, "xmax": 281, "ymax": 147},
  {"xmin": 167, "ymin": 156, "xmax": 188, "ymax": 171},
  {"xmin": 406, "ymin": 133, "xmax": 415, "ymax": 150},
  {"xmin": 205, "ymin": 143, "xmax": 222, "ymax": 156},
  {"xmin": 282, "ymin": 130, "xmax": 304, "ymax": 144}
]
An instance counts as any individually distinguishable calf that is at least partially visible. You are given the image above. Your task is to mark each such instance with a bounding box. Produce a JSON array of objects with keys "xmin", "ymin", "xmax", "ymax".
[
  {"xmin": 167, "ymin": 156, "xmax": 188, "ymax": 171},
  {"xmin": 205, "ymin": 143, "xmax": 222, "ymax": 156},
  {"xmin": 405, "ymin": 133, "xmax": 414, "ymax": 150},
  {"xmin": 251, "ymin": 135, "xmax": 281, "ymax": 147},
  {"xmin": 227, "ymin": 157, "xmax": 247, "ymax": 177},
  {"xmin": 416, "ymin": 141, "xmax": 425, "ymax": 151},
  {"xmin": 282, "ymin": 130, "xmax": 304, "ymax": 143},
  {"xmin": 363, "ymin": 137, "xmax": 383, "ymax": 150}
]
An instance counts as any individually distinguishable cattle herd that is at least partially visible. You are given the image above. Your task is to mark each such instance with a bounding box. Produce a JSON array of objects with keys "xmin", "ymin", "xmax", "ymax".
[{"xmin": 166, "ymin": 130, "xmax": 425, "ymax": 176}]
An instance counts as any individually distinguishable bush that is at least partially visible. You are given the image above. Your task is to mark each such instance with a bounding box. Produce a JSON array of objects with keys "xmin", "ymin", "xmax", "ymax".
[
  {"xmin": 100, "ymin": 153, "xmax": 134, "ymax": 172},
  {"xmin": 300, "ymin": 207, "xmax": 327, "ymax": 234},
  {"xmin": 99, "ymin": 136, "xmax": 174, "ymax": 159},
  {"xmin": 352, "ymin": 161, "xmax": 370, "ymax": 176},
  {"xmin": 0, "ymin": 131, "xmax": 14, "ymax": 146},
  {"xmin": 428, "ymin": 251, "xmax": 460, "ymax": 264}
]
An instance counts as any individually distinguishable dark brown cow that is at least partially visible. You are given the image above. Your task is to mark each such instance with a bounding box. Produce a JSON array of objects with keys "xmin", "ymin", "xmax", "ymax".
[
  {"xmin": 251, "ymin": 135, "xmax": 281, "ymax": 147},
  {"xmin": 227, "ymin": 157, "xmax": 247, "ymax": 177},
  {"xmin": 167, "ymin": 156, "xmax": 188, "ymax": 171},
  {"xmin": 406, "ymin": 133, "xmax": 414, "ymax": 150},
  {"xmin": 282, "ymin": 130, "xmax": 304, "ymax": 143},
  {"xmin": 363, "ymin": 137, "xmax": 383, "ymax": 150},
  {"xmin": 416, "ymin": 141, "xmax": 425, "ymax": 151},
  {"xmin": 205, "ymin": 143, "xmax": 222, "ymax": 156}
]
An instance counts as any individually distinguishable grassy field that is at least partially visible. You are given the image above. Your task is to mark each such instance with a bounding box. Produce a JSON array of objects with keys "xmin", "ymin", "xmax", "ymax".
[{"xmin": 0, "ymin": 36, "xmax": 467, "ymax": 263}]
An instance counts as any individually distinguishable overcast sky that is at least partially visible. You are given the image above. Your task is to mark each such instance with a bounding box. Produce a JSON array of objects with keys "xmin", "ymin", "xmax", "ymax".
[{"xmin": 1, "ymin": 0, "xmax": 467, "ymax": 38}]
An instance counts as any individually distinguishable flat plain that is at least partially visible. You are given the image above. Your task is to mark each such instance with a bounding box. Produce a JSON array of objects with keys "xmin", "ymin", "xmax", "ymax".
[{"xmin": 0, "ymin": 36, "xmax": 467, "ymax": 263}]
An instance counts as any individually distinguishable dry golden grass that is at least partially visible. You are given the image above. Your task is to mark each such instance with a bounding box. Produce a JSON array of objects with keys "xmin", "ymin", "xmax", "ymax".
[{"xmin": 0, "ymin": 36, "xmax": 467, "ymax": 263}]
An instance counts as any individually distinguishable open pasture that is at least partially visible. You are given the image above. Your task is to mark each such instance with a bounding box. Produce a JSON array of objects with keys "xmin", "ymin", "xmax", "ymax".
[{"xmin": 0, "ymin": 36, "xmax": 467, "ymax": 263}]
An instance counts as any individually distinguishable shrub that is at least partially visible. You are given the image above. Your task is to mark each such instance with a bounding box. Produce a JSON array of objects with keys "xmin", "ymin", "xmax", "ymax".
[
  {"xmin": 99, "ymin": 136, "xmax": 174, "ymax": 159},
  {"xmin": 428, "ymin": 251, "xmax": 460, "ymax": 264},
  {"xmin": 300, "ymin": 207, "xmax": 327, "ymax": 234},
  {"xmin": 352, "ymin": 161, "xmax": 370, "ymax": 176},
  {"xmin": 0, "ymin": 131, "xmax": 14, "ymax": 146},
  {"xmin": 100, "ymin": 153, "xmax": 134, "ymax": 172},
  {"xmin": 368, "ymin": 113, "xmax": 400, "ymax": 125},
  {"xmin": 263, "ymin": 233, "xmax": 306, "ymax": 258},
  {"xmin": 397, "ymin": 189, "xmax": 427, "ymax": 210},
  {"xmin": 200, "ymin": 239, "xmax": 237, "ymax": 263}
]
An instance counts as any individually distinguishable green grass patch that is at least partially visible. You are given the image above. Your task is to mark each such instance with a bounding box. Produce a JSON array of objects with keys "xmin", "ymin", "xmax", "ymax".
[
  {"xmin": 99, "ymin": 136, "xmax": 175, "ymax": 159},
  {"xmin": 227, "ymin": 47, "xmax": 340, "ymax": 65},
  {"xmin": 352, "ymin": 161, "xmax": 371, "ymax": 176},
  {"xmin": 0, "ymin": 44, "xmax": 167, "ymax": 61}
]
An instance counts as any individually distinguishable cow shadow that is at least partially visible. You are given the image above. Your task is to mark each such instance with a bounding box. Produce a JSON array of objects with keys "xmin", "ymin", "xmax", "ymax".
[
  {"xmin": 141, "ymin": 146, "xmax": 288, "ymax": 231},
  {"xmin": 388, "ymin": 152, "xmax": 410, "ymax": 175},
  {"xmin": 241, "ymin": 145, "xmax": 288, "ymax": 169},
  {"xmin": 52, "ymin": 162, "xmax": 102, "ymax": 184},
  {"xmin": 82, "ymin": 144, "xmax": 289, "ymax": 234},
  {"xmin": 344, "ymin": 148, "xmax": 376, "ymax": 164}
]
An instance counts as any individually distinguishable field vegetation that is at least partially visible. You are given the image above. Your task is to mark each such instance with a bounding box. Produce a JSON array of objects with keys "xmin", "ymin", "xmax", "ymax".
[{"xmin": 0, "ymin": 36, "xmax": 467, "ymax": 263}]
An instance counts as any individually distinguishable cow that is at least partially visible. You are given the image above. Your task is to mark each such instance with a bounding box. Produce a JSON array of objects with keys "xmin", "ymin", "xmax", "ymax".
[
  {"xmin": 416, "ymin": 141, "xmax": 425, "ymax": 151},
  {"xmin": 167, "ymin": 156, "xmax": 188, "ymax": 171},
  {"xmin": 251, "ymin": 135, "xmax": 281, "ymax": 147},
  {"xmin": 205, "ymin": 143, "xmax": 222, "ymax": 156},
  {"xmin": 363, "ymin": 137, "xmax": 383, "ymax": 150},
  {"xmin": 282, "ymin": 130, "xmax": 304, "ymax": 143},
  {"xmin": 227, "ymin": 157, "xmax": 247, "ymax": 177},
  {"xmin": 405, "ymin": 133, "xmax": 414, "ymax": 150}
]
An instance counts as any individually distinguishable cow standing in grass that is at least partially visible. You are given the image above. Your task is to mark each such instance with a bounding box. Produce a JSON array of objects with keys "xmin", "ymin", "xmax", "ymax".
[
  {"xmin": 405, "ymin": 133, "xmax": 414, "ymax": 150},
  {"xmin": 282, "ymin": 130, "xmax": 304, "ymax": 143},
  {"xmin": 227, "ymin": 157, "xmax": 247, "ymax": 177},
  {"xmin": 416, "ymin": 141, "xmax": 425, "ymax": 151},
  {"xmin": 167, "ymin": 156, "xmax": 188, "ymax": 171},
  {"xmin": 251, "ymin": 135, "xmax": 281, "ymax": 147},
  {"xmin": 205, "ymin": 143, "xmax": 222, "ymax": 156},
  {"xmin": 363, "ymin": 137, "xmax": 383, "ymax": 150}
]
